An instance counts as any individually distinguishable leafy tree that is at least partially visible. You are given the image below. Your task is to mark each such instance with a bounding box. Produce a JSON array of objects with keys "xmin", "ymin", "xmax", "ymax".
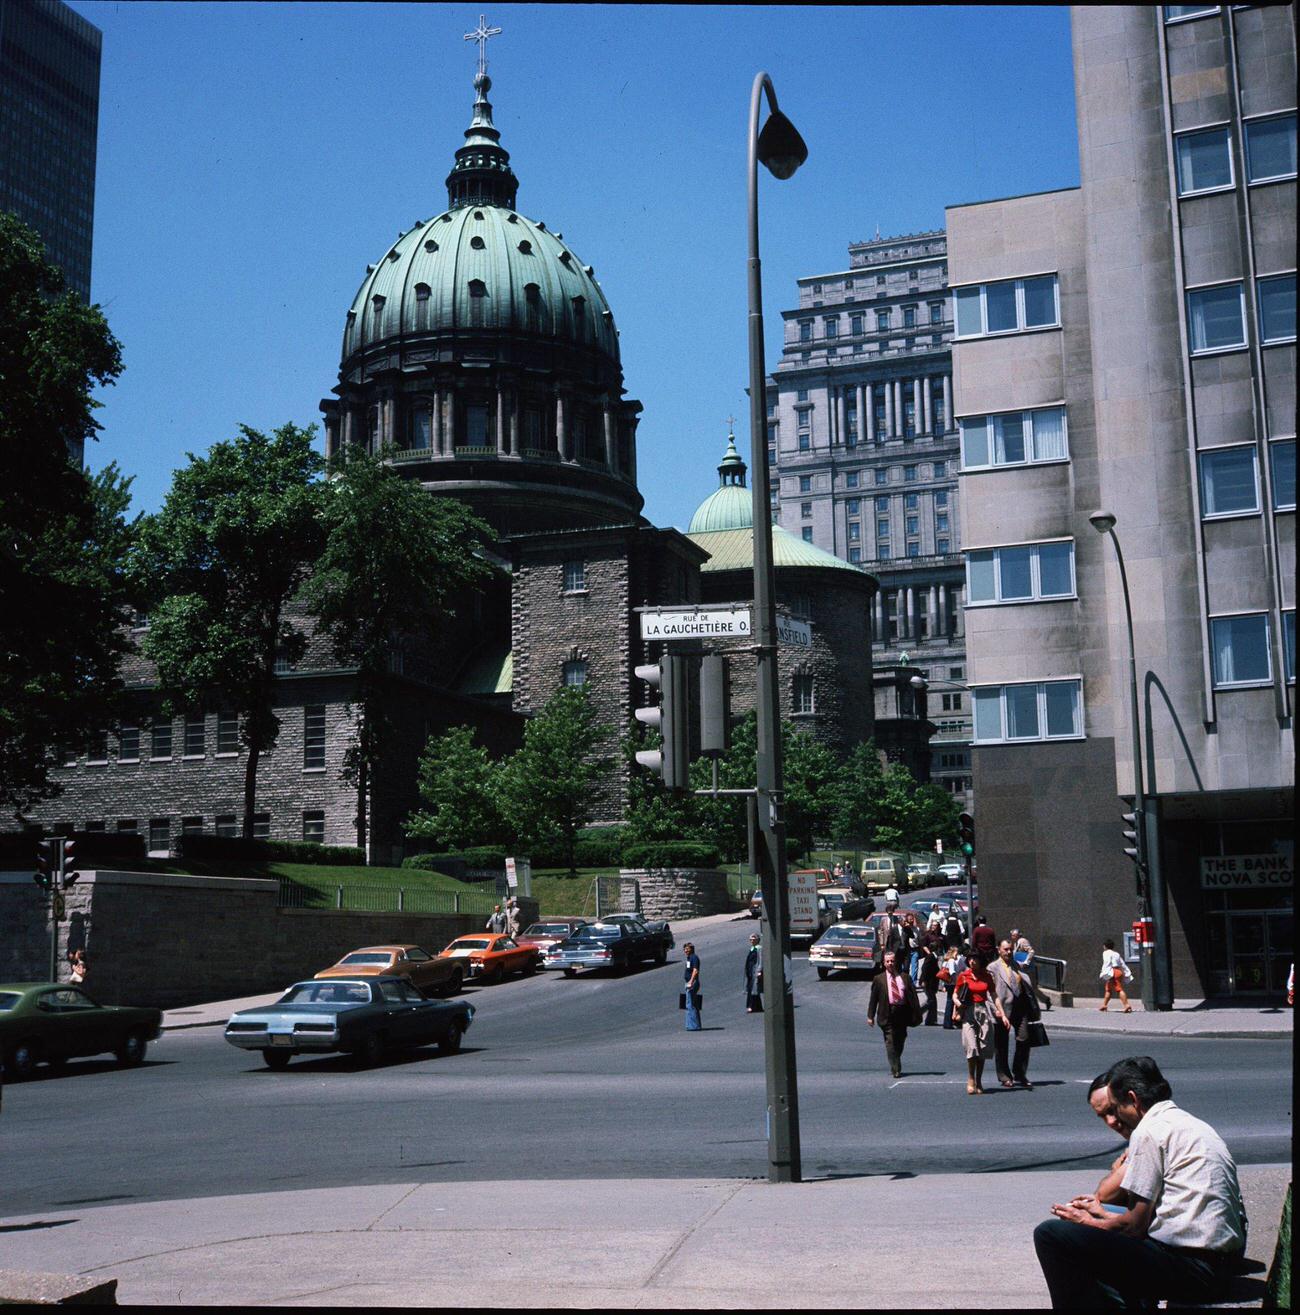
[
  {"xmin": 830, "ymin": 740, "xmax": 962, "ymax": 854},
  {"xmin": 496, "ymin": 683, "xmax": 610, "ymax": 874},
  {"xmin": 302, "ymin": 447, "xmax": 493, "ymax": 852},
  {"xmin": 134, "ymin": 424, "xmax": 323, "ymax": 838},
  {"xmin": 408, "ymin": 725, "xmax": 505, "ymax": 851},
  {"xmin": 0, "ymin": 212, "xmax": 136, "ymax": 816}
]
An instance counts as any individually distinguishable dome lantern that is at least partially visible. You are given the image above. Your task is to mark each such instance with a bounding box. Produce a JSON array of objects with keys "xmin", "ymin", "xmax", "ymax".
[{"xmin": 446, "ymin": 18, "xmax": 518, "ymax": 210}]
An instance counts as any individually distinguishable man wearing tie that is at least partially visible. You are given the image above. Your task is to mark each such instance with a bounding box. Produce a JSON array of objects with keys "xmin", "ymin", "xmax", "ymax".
[{"xmin": 867, "ymin": 950, "xmax": 921, "ymax": 1079}]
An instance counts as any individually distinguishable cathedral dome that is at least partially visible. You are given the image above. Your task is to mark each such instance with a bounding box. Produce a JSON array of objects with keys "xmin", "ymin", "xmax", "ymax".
[
  {"xmin": 688, "ymin": 434, "xmax": 753, "ymax": 533},
  {"xmin": 343, "ymin": 205, "xmax": 620, "ymax": 365}
]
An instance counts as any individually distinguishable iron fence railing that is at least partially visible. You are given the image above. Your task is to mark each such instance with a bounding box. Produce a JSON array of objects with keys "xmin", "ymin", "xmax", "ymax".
[{"xmin": 277, "ymin": 879, "xmax": 501, "ymax": 916}]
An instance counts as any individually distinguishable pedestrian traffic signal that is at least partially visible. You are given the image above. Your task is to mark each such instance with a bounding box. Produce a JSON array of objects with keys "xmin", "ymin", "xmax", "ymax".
[
  {"xmin": 958, "ymin": 812, "xmax": 975, "ymax": 857},
  {"xmin": 699, "ymin": 653, "xmax": 731, "ymax": 756},
  {"xmin": 634, "ymin": 653, "xmax": 690, "ymax": 789},
  {"xmin": 35, "ymin": 839, "xmax": 55, "ymax": 890},
  {"xmin": 1119, "ymin": 796, "xmax": 1145, "ymax": 889},
  {"xmin": 61, "ymin": 838, "xmax": 79, "ymax": 888}
]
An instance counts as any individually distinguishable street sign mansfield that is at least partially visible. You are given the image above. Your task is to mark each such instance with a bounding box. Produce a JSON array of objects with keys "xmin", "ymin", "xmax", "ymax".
[{"xmin": 639, "ymin": 608, "xmax": 751, "ymax": 641}]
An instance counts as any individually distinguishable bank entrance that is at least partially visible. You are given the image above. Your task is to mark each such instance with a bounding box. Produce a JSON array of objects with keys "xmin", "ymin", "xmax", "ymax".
[{"xmin": 1204, "ymin": 891, "xmax": 1293, "ymax": 996}]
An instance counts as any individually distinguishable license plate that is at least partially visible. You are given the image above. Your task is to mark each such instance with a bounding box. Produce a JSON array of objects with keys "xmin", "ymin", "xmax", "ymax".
[{"xmin": 270, "ymin": 1034, "xmax": 293, "ymax": 1047}]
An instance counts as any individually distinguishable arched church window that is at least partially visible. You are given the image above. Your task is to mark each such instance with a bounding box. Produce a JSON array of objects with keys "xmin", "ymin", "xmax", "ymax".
[
  {"xmin": 414, "ymin": 283, "xmax": 431, "ymax": 331},
  {"xmin": 465, "ymin": 402, "xmax": 490, "ymax": 448},
  {"xmin": 409, "ymin": 403, "xmax": 432, "ymax": 450},
  {"xmin": 571, "ymin": 296, "xmax": 587, "ymax": 344},
  {"xmin": 562, "ymin": 659, "xmax": 588, "ymax": 688},
  {"xmin": 367, "ymin": 407, "xmax": 380, "ymax": 453},
  {"xmin": 524, "ymin": 283, "xmax": 543, "ymax": 333},
  {"xmin": 371, "ymin": 295, "xmax": 386, "ymax": 336}
]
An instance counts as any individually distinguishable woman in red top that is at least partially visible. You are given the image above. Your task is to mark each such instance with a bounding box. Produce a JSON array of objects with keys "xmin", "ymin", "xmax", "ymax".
[{"xmin": 952, "ymin": 951, "xmax": 1010, "ymax": 1095}]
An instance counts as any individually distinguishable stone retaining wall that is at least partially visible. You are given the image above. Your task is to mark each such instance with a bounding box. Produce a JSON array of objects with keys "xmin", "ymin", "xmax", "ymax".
[
  {"xmin": 0, "ymin": 872, "xmax": 537, "ymax": 1010},
  {"xmin": 617, "ymin": 868, "xmax": 731, "ymax": 920}
]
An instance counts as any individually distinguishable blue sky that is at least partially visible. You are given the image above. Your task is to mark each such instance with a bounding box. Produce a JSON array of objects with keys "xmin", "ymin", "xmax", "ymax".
[{"xmin": 72, "ymin": 2, "xmax": 1079, "ymax": 533}]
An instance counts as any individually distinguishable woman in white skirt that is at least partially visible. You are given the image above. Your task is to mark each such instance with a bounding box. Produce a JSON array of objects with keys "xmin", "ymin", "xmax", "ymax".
[{"xmin": 951, "ymin": 950, "xmax": 1011, "ymax": 1094}]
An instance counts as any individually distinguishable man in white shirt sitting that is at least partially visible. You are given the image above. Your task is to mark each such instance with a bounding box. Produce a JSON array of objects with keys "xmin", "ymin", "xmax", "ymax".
[{"xmin": 1033, "ymin": 1055, "xmax": 1247, "ymax": 1309}]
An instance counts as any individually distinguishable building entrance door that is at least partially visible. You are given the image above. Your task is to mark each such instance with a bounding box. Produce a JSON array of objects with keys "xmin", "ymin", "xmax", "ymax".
[{"xmin": 1210, "ymin": 910, "xmax": 1292, "ymax": 995}]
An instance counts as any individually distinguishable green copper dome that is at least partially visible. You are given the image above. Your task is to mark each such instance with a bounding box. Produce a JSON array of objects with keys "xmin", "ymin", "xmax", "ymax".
[
  {"xmin": 341, "ymin": 68, "xmax": 619, "ymax": 367},
  {"xmin": 688, "ymin": 434, "xmax": 754, "ymax": 533}
]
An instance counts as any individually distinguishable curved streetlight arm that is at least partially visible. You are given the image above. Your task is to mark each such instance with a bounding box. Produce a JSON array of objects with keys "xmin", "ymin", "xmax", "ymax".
[{"xmin": 1103, "ymin": 526, "xmax": 1145, "ymax": 827}]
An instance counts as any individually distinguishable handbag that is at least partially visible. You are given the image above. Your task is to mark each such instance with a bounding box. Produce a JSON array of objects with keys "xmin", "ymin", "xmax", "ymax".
[
  {"xmin": 1025, "ymin": 1020, "xmax": 1050, "ymax": 1048},
  {"xmin": 678, "ymin": 991, "xmax": 701, "ymax": 1009}
]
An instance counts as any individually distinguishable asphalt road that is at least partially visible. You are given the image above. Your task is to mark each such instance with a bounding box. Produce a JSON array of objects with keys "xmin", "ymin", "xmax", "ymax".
[{"xmin": 0, "ymin": 909, "xmax": 1291, "ymax": 1216}]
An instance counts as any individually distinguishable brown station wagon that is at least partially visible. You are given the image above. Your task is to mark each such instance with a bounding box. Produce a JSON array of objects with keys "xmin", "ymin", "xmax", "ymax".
[{"xmin": 315, "ymin": 945, "xmax": 464, "ymax": 998}]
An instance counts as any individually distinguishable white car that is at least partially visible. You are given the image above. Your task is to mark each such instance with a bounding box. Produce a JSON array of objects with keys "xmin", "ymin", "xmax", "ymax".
[{"xmin": 939, "ymin": 863, "xmax": 965, "ymax": 883}]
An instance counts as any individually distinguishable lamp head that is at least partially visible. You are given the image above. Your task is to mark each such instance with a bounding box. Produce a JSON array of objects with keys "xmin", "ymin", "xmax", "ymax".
[
  {"xmin": 909, "ymin": 675, "xmax": 929, "ymax": 691},
  {"xmin": 756, "ymin": 109, "xmax": 808, "ymax": 180},
  {"xmin": 1089, "ymin": 510, "xmax": 1117, "ymax": 534}
]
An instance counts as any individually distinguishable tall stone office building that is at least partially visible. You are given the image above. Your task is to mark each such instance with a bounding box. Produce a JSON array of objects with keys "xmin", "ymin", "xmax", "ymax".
[
  {"xmin": 0, "ymin": 0, "xmax": 101, "ymax": 302},
  {"xmin": 768, "ymin": 232, "xmax": 971, "ymax": 802},
  {"xmin": 948, "ymin": 4, "xmax": 1295, "ymax": 999}
]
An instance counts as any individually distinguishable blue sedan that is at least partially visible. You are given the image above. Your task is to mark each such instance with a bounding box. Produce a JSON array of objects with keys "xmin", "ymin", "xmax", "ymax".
[{"xmin": 224, "ymin": 975, "xmax": 474, "ymax": 1069}]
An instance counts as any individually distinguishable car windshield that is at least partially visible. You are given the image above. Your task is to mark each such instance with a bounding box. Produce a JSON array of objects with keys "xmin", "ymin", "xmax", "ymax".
[
  {"xmin": 280, "ymin": 982, "xmax": 372, "ymax": 1005},
  {"xmin": 822, "ymin": 926, "xmax": 876, "ymax": 942},
  {"xmin": 0, "ymin": 993, "xmax": 19, "ymax": 1010},
  {"xmin": 451, "ymin": 939, "xmax": 492, "ymax": 951},
  {"xmin": 339, "ymin": 953, "xmax": 391, "ymax": 965},
  {"xmin": 525, "ymin": 924, "xmax": 573, "ymax": 936},
  {"xmin": 575, "ymin": 926, "xmax": 621, "ymax": 940}
]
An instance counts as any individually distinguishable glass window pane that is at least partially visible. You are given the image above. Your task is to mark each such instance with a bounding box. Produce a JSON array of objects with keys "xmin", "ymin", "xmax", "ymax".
[
  {"xmin": 961, "ymin": 418, "xmax": 990, "ymax": 467},
  {"xmin": 1199, "ymin": 447, "xmax": 1258, "ymax": 516},
  {"xmin": 1211, "ymin": 614, "xmax": 1271, "ymax": 685},
  {"xmin": 1245, "ymin": 116, "xmax": 1297, "ymax": 183},
  {"xmin": 955, "ymin": 287, "xmax": 983, "ymax": 336},
  {"xmin": 973, "ymin": 689, "xmax": 1003, "ymax": 742},
  {"xmin": 1270, "ymin": 440, "xmax": 1296, "ymax": 510},
  {"xmin": 1165, "ymin": 5, "xmax": 1219, "ymax": 17},
  {"xmin": 1258, "ymin": 275, "xmax": 1296, "ymax": 343},
  {"xmin": 1038, "ymin": 542, "xmax": 1074, "ymax": 596},
  {"xmin": 968, "ymin": 552, "xmax": 996, "ymax": 603},
  {"xmin": 1188, "ymin": 285, "xmax": 1245, "ymax": 352},
  {"xmin": 1022, "ymin": 276, "xmax": 1057, "ymax": 327},
  {"xmin": 1175, "ymin": 128, "xmax": 1232, "ymax": 193},
  {"xmin": 1044, "ymin": 682, "xmax": 1080, "ymax": 737},
  {"xmin": 1030, "ymin": 407, "xmax": 1067, "ymax": 461},
  {"xmin": 993, "ymin": 414, "xmax": 1026, "ymax": 464},
  {"xmin": 1005, "ymin": 685, "xmax": 1041, "ymax": 739},
  {"xmin": 998, "ymin": 547, "xmax": 1034, "ymax": 600},
  {"xmin": 985, "ymin": 282, "xmax": 1018, "ymax": 333},
  {"xmin": 1284, "ymin": 612, "xmax": 1295, "ymax": 683}
]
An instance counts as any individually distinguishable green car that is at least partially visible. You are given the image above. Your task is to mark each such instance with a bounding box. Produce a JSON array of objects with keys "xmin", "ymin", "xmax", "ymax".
[{"xmin": 0, "ymin": 983, "xmax": 162, "ymax": 1080}]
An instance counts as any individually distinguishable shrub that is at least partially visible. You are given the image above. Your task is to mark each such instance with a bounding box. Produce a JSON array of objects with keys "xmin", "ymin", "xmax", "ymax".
[
  {"xmin": 175, "ymin": 835, "xmax": 364, "ymax": 866},
  {"xmin": 401, "ymin": 848, "xmax": 507, "ymax": 883},
  {"xmin": 622, "ymin": 841, "xmax": 720, "ymax": 870}
]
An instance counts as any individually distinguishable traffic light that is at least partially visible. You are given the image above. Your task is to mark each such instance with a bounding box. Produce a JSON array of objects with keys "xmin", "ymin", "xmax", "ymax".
[
  {"xmin": 1120, "ymin": 795, "xmax": 1145, "ymax": 891},
  {"xmin": 699, "ymin": 654, "xmax": 731, "ymax": 756},
  {"xmin": 958, "ymin": 812, "xmax": 975, "ymax": 858},
  {"xmin": 634, "ymin": 653, "xmax": 690, "ymax": 789},
  {"xmin": 61, "ymin": 838, "xmax": 79, "ymax": 888},
  {"xmin": 35, "ymin": 839, "xmax": 55, "ymax": 890}
]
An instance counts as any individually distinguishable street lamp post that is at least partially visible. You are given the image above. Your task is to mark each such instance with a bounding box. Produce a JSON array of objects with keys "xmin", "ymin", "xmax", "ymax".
[
  {"xmin": 1089, "ymin": 511, "xmax": 1171, "ymax": 1011},
  {"xmin": 747, "ymin": 71, "xmax": 807, "ymax": 1184}
]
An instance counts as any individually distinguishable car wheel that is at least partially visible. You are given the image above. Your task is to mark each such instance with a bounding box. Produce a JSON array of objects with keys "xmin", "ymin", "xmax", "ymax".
[
  {"xmin": 356, "ymin": 1033, "xmax": 385, "ymax": 1068},
  {"xmin": 115, "ymin": 1030, "xmax": 148, "ymax": 1067},
  {"xmin": 445, "ymin": 969, "xmax": 464, "ymax": 996},
  {"xmin": 563, "ymin": 967, "xmax": 577, "ymax": 978},
  {"xmin": 486, "ymin": 965, "xmax": 504, "ymax": 985},
  {"xmin": 263, "ymin": 1049, "xmax": 292, "ymax": 1069},
  {"xmin": 654, "ymin": 948, "xmax": 667, "ymax": 966},
  {"xmin": 438, "ymin": 1021, "xmax": 465, "ymax": 1055},
  {"xmin": 522, "ymin": 959, "xmax": 537, "ymax": 976},
  {"xmin": 817, "ymin": 967, "xmax": 830, "ymax": 980},
  {"xmin": 8, "ymin": 1040, "xmax": 39, "ymax": 1079}
]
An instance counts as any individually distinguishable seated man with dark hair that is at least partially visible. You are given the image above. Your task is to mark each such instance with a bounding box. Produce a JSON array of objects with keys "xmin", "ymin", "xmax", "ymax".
[{"xmin": 1034, "ymin": 1056, "xmax": 1247, "ymax": 1310}]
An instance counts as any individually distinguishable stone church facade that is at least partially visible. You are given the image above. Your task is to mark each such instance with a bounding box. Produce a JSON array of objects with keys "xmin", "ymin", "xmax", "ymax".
[{"xmin": 15, "ymin": 58, "xmax": 881, "ymax": 862}]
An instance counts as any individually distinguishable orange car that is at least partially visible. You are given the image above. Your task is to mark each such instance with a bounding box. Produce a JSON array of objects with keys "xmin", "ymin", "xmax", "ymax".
[
  {"xmin": 438, "ymin": 934, "xmax": 539, "ymax": 984},
  {"xmin": 315, "ymin": 944, "xmax": 464, "ymax": 997}
]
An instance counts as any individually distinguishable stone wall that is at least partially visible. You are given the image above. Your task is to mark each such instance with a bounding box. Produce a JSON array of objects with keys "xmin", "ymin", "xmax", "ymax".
[
  {"xmin": 0, "ymin": 872, "xmax": 537, "ymax": 1010},
  {"xmin": 618, "ymin": 868, "xmax": 731, "ymax": 920}
]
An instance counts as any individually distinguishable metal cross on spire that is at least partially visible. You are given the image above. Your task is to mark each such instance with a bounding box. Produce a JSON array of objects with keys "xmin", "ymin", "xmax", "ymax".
[
  {"xmin": 464, "ymin": 13, "xmax": 502, "ymax": 75},
  {"xmin": 725, "ymin": 414, "xmax": 737, "ymax": 434}
]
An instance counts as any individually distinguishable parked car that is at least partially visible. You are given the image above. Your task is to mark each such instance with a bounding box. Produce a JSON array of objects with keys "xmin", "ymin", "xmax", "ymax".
[
  {"xmin": 438, "ymin": 934, "xmax": 539, "ymax": 984},
  {"xmin": 808, "ymin": 922, "xmax": 879, "ymax": 979},
  {"xmin": 907, "ymin": 863, "xmax": 938, "ymax": 888},
  {"xmin": 315, "ymin": 944, "xmax": 464, "ymax": 997},
  {"xmin": 598, "ymin": 912, "xmax": 675, "ymax": 947},
  {"xmin": 517, "ymin": 919, "xmax": 589, "ymax": 960},
  {"xmin": 749, "ymin": 891, "xmax": 763, "ymax": 919},
  {"xmin": 544, "ymin": 920, "xmax": 672, "ymax": 975},
  {"xmin": 939, "ymin": 863, "xmax": 965, "ymax": 884},
  {"xmin": 820, "ymin": 887, "xmax": 875, "ymax": 921},
  {"xmin": 224, "ymin": 976, "xmax": 473, "ymax": 1069},
  {"xmin": 0, "ymin": 983, "xmax": 162, "ymax": 1079}
]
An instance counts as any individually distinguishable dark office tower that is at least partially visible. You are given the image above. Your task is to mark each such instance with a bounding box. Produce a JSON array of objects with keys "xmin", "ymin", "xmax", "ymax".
[{"xmin": 0, "ymin": 0, "xmax": 102, "ymax": 302}]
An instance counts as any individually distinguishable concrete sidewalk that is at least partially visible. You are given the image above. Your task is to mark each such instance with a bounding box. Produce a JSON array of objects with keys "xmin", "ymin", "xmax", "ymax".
[
  {"xmin": 1037, "ymin": 998, "xmax": 1293, "ymax": 1041},
  {"xmin": 0, "ymin": 1166, "xmax": 1288, "ymax": 1307}
]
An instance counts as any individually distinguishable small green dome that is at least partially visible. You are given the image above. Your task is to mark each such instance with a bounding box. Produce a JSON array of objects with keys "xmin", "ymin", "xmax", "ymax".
[{"xmin": 688, "ymin": 434, "xmax": 754, "ymax": 533}]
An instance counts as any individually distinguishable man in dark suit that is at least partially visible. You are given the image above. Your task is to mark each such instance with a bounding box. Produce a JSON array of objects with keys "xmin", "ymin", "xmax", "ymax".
[{"xmin": 867, "ymin": 950, "xmax": 922, "ymax": 1078}]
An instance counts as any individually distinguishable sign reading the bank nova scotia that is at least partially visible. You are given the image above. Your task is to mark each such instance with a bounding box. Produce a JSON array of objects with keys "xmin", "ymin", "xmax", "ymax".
[
  {"xmin": 638, "ymin": 607, "xmax": 813, "ymax": 647},
  {"xmin": 1199, "ymin": 853, "xmax": 1293, "ymax": 890}
]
